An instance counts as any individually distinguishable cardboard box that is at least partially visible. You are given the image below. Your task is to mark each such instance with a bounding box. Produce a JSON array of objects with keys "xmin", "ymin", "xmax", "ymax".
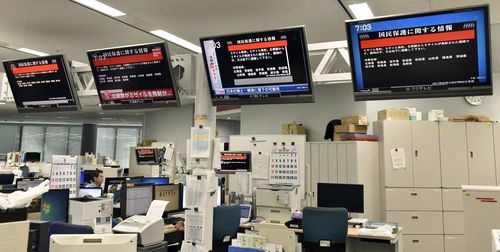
[
  {"xmin": 333, "ymin": 133, "xmax": 342, "ymax": 141},
  {"xmin": 378, "ymin": 109, "xmax": 410, "ymax": 121},
  {"xmin": 334, "ymin": 124, "xmax": 368, "ymax": 134},
  {"xmin": 341, "ymin": 115, "xmax": 368, "ymax": 125},
  {"xmin": 282, "ymin": 121, "xmax": 307, "ymax": 135}
]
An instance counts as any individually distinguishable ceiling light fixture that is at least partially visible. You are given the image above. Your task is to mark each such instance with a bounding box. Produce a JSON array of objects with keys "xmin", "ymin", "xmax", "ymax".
[
  {"xmin": 16, "ymin": 48, "xmax": 49, "ymax": 57},
  {"xmin": 150, "ymin": 29, "xmax": 202, "ymax": 54},
  {"xmin": 71, "ymin": 0, "xmax": 126, "ymax": 17},
  {"xmin": 348, "ymin": 2, "xmax": 374, "ymax": 19}
]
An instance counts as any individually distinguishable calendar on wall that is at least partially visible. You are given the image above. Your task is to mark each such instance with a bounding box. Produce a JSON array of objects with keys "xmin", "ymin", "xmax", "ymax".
[
  {"xmin": 50, "ymin": 155, "xmax": 80, "ymax": 198},
  {"xmin": 269, "ymin": 143, "xmax": 299, "ymax": 185}
]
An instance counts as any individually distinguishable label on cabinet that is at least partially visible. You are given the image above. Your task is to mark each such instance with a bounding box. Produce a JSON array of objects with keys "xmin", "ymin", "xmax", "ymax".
[{"xmin": 390, "ymin": 148, "xmax": 406, "ymax": 170}]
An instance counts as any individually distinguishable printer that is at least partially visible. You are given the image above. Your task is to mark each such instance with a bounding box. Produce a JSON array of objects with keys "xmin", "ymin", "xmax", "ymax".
[
  {"xmin": 69, "ymin": 197, "xmax": 113, "ymax": 234},
  {"xmin": 112, "ymin": 215, "xmax": 164, "ymax": 247}
]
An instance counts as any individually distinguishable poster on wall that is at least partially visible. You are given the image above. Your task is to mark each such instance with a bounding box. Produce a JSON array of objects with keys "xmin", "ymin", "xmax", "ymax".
[
  {"xmin": 269, "ymin": 143, "xmax": 299, "ymax": 185},
  {"xmin": 49, "ymin": 155, "xmax": 80, "ymax": 198}
]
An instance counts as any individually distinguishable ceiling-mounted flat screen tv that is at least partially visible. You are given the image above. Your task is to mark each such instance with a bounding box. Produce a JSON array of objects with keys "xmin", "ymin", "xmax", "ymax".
[
  {"xmin": 200, "ymin": 26, "xmax": 314, "ymax": 105},
  {"xmin": 87, "ymin": 42, "xmax": 179, "ymax": 109},
  {"xmin": 3, "ymin": 55, "xmax": 80, "ymax": 113},
  {"xmin": 346, "ymin": 5, "xmax": 492, "ymax": 101}
]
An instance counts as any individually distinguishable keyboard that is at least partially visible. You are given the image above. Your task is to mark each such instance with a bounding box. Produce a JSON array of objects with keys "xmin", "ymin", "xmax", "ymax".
[{"xmin": 164, "ymin": 216, "xmax": 184, "ymax": 225}]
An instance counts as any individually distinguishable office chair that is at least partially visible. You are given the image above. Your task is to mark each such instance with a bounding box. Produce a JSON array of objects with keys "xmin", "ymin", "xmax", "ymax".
[
  {"xmin": 302, "ymin": 207, "xmax": 348, "ymax": 252},
  {"xmin": 213, "ymin": 205, "xmax": 241, "ymax": 252},
  {"xmin": 44, "ymin": 221, "xmax": 94, "ymax": 252}
]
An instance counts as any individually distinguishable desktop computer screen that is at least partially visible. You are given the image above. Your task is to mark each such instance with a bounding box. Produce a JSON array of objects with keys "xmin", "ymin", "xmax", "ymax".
[
  {"xmin": 120, "ymin": 183, "xmax": 154, "ymax": 218},
  {"xmin": 41, "ymin": 189, "xmax": 69, "ymax": 222},
  {"xmin": 16, "ymin": 178, "xmax": 45, "ymax": 191},
  {"xmin": 142, "ymin": 177, "xmax": 169, "ymax": 185},
  {"xmin": 155, "ymin": 184, "xmax": 181, "ymax": 213},
  {"xmin": 317, "ymin": 183, "xmax": 364, "ymax": 213},
  {"xmin": 79, "ymin": 187, "xmax": 102, "ymax": 198},
  {"xmin": 22, "ymin": 152, "xmax": 41, "ymax": 163}
]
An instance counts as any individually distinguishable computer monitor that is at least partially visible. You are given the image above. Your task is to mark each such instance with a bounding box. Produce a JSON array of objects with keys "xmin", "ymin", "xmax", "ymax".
[
  {"xmin": 142, "ymin": 177, "xmax": 169, "ymax": 185},
  {"xmin": 317, "ymin": 183, "xmax": 364, "ymax": 213},
  {"xmin": 219, "ymin": 151, "xmax": 251, "ymax": 174},
  {"xmin": 16, "ymin": 178, "xmax": 45, "ymax": 191},
  {"xmin": 135, "ymin": 148, "xmax": 160, "ymax": 165},
  {"xmin": 182, "ymin": 184, "xmax": 221, "ymax": 208},
  {"xmin": 50, "ymin": 234, "xmax": 137, "ymax": 252},
  {"xmin": 240, "ymin": 204, "xmax": 252, "ymax": 224},
  {"xmin": 120, "ymin": 183, "xmax": 154, "ymax": 218},
  {"xmin": 41, "ymin": 189, "xmax": 69, "ymax": 222},
  {"xmin": 22, "ymin": 152, "xmax": 41, "ymax": 163},
  {"xmin": 104, "ymin": 177, "xmax": 126, "ymax": 193},
  {"xmin": 104, "ymin": 176, "xmax": 144, "ymax": 193},
  {"xmin": 79, "ymin": 187, "xmax": 102, "ymax": 198},
  {"xmin": 155, "ymin": 184, "xmax": 182, "ymax": 213},
  {"xmin": 0, "ymin": 174, "xmax": 15, "ymax": 185},
  {"xmin": 80, "ymin": 171, "xmax": 85, "ymax": 185}
]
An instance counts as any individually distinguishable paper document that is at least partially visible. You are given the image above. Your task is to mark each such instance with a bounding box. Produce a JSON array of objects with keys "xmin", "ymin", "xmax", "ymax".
[
  {"xmin": 185, "ymin": 177, "xmax": 208, "ymax": 209},
  {"xmin": 236, "ymin": 172, "xmax": 252, "ymax": 195},
  {"xmin": 191, "ymin": 127, "xmax": 211, "ymax": 158},
  {"xmin": 146, "ymin": 200, "xmax": 169, "ymax": 218},
  {"xmin": 390, "ymin": 148, "xmax": 406, "ymax": 170},
  {"xmin": 185, "ymin": 210, "xmax": 205, "ymax": 243},
  {"xmin": 252, "ymin": 153, "xmax": 270, "ymax": 179},
  {"xmin": 164, "ymin": 146, "xmax": 174, "ymax": 161},
  {"xmin": 237, "ymin": 233, "xmax": 267, "ymax": 249}
]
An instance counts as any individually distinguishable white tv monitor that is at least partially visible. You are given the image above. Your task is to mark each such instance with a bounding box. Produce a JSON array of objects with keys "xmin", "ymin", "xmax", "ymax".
[{"xmin": 50, "ymin": 234, "xmax": 137, "ymax": 252}]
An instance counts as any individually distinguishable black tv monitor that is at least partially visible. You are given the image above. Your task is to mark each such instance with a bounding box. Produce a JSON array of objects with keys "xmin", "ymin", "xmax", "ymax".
[
  {"xmin": 41, "ymin": 189, "xmax": 69, "ymax": 222},
  {"xmin": 317, "ymin": 183, "xmax": 364, "ymax": 213},
  {"xmin": 219, "ymin": 151, "xmax": 251, "ymax": 173},
  {"xmin": 200, "ymin": 26, "xmax": 314, "ymax": 105},
  {"xmin": 135, "ymin": 148, "xmax": 160, "ymax": 165},
  {"xmin": 142, "ymin": 177, "xmax": 169, "ymax": 185},
  {"xmin": 16, "ymin": 178, "xmax": 45, "ymax": 191},
  {"xmin": 87, "ymin": 42, "xmax": 180, "ymax": 109},
  {"xmin": 346, "ymin": 5, "xmax": 492, "ymax": 101},
  {"xmin": 155, "ymin": 184, "xmax": 182, "ymax": 213},
  {"xmin": 120, "ymin": 183, "xmax": 155, "ymax": 218},
  {"xmin": 103, "ymin": 176, "xmax": 144, "ymax": 193},
  {"xmin": 2, "ymin": 55, "xmax": 80, "ymax": 113},
  {"xmin": 22, "ymin": 152, "xmax": 41, "ymax": 163}
]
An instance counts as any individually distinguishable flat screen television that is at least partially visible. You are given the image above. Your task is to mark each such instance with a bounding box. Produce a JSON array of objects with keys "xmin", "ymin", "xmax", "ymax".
[
  {"xmin": 346, "ymin": 5, "xmax": 492, "ymax": 101},
  {"xmin": 200, "ymin": 26, "xmax": 314, "ymax": 105},
  {"xmin": 87, "ymin": 42, "xmax": 180, "ymax": 109},
  {"xmin": 135, "ymin": 148, "xmax": 160, "ymax": 165},
  {"xmin": 219, "ymin": 151, "xmax": 251, "ymax": 174},
  {"xmin": 2, "ymin": 55, "xmax": 80, "ymax": 112}
]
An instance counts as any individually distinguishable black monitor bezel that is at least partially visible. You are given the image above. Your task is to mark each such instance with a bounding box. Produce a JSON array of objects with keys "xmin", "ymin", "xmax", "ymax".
[
  {"xmin": 2, "ymin": 54, "xmax": 81, "ymax": 113},
  {"xmin": 199, "ymin": 26, "xmax": 314, "ymax": 105},
  {"xmin": 218, "ymin": 151, "xmax": 252, "ymax": 174},
  {"xmin": 86, "ymin": 41, "xmax": 181, "ymax": 110},
  {"xmin": 120, "ymin": 183, "xmax": 155, "ymax": 218},
  {"xmin": 317, "ymin": 183, "xmax": 364, "ymax": 213},
  {"xmin": 345, "ymin": 5, "xmax": 492, "ymax": 101}
]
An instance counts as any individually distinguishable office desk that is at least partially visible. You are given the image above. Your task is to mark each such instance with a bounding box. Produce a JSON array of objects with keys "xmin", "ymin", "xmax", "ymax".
[{"xmin": 240, "ymin": 223, "xmax": 403, "ymax": 252}]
